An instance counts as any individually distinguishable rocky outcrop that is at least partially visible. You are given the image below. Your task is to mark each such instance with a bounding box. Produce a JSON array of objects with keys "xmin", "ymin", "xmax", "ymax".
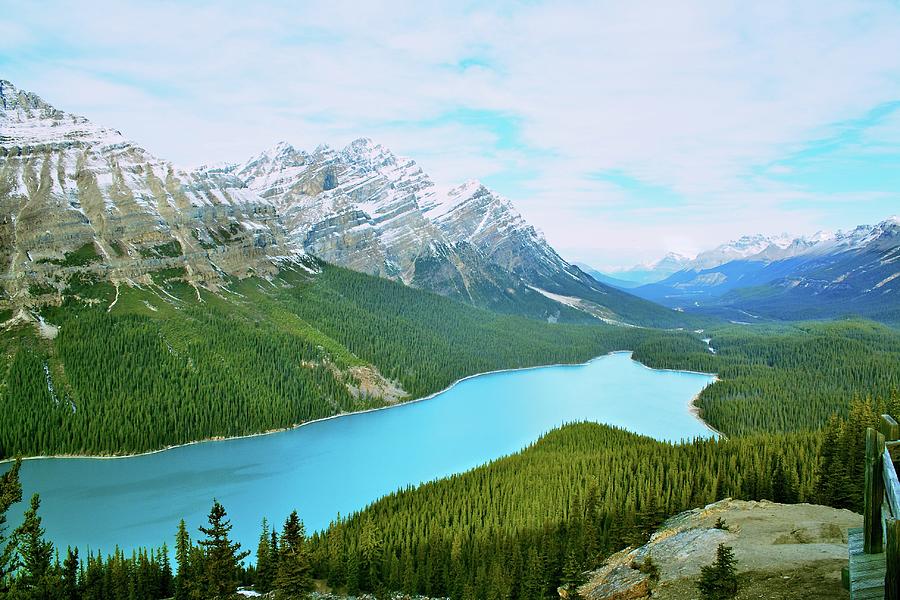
[{"xmin": 577, "ymin": 498, "xmax": 859, "ymax": 600}]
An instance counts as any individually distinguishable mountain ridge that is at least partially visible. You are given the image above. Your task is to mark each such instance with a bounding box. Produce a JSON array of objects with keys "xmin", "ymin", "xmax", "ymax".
[
  {"xmin": 0, "ymin": 80, "xmax": 684, "ymax": 327},
  {"xmin": 216, "ymin": 138, "xmax": 685, "ymax": 325},
  {"xmin": 625, "ymin": 217, "xmax": 900, "ymax": 323}
]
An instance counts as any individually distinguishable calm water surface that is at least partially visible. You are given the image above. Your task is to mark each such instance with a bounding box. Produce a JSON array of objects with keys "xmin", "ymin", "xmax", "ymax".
[{"xmin": 4, "ymin": 352, "xmax": 715, "ymax": 556}]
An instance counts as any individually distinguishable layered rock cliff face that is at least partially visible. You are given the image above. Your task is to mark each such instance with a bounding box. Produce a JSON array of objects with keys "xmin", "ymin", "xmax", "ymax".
[
  {"xmin": 211, "ymin": 139, "xmax": 596, "ymax": 317},
  {"xmin": 0, "ymin": 79, "xmax": 295, "ymax": 311},
  {"xmin": 209, "ymin": 139, "xmax": 674, "ymax": 323},
  {"xmin": 1, "ymin": 80, "xmax": 680, "ymax": 326},
  {"xmin": 214, "ymin": 139, "xmax": 443, "ymax": 283}
]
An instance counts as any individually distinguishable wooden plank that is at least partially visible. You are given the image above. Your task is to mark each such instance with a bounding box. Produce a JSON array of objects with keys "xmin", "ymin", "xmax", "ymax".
[
  {"xmin": 851, "ymin": 528, "xmax": 887, "ymax": 600},
  {"xmin": 885, "ymin": 450, "xmax": 900, "ymax": 519},
  {"xmin": 888, "ymin": 519, "xmax": 900, "ymax": 600},
  {"xmin": 886, "ymin": 441, "xmax": 900, "ymax": 464},
  {"xmin": 868, "ymin": 428, "xmax": 887, "ymax": 553}
]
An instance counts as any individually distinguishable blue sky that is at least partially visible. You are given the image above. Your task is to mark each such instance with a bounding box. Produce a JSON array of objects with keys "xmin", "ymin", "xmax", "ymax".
[{"xmin": 2, "ymin": 0, "xmax": 900, "ymax": 269}]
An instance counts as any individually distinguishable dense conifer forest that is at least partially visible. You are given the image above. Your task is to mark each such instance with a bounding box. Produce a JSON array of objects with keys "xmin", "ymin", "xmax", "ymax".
[
  {"xmin": 2, "ymin": 263, "xmax": 899, "ymax": 458},
  {"xmin": 305, "ymin": 424, "xmax": 823, "ymax": 599},
  {"xmin": 0, "ymin": 399, "xmax": 889, "ymax": 599},
  {"xmin": 1, "ymin": 261, "xmax": 899, "ymax": 598},
  {"xmin": 632, "ymin": 319, "xmax": 900, "ymax": 436},
  {"xmin": 0, "ymin": 263, "xmax": 704, "ymax": 458}
]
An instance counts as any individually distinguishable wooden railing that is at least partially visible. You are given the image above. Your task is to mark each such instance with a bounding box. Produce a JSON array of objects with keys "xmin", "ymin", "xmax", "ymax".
[{"xmin": 854, "ymin": 414, "xmax": 900, "ymax": 599}]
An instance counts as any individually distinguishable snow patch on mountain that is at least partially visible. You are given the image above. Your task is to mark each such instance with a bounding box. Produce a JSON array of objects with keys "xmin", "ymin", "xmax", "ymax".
[{"xmin": 0, "ymin": 80, "xmax": 126, "ymax": 149}]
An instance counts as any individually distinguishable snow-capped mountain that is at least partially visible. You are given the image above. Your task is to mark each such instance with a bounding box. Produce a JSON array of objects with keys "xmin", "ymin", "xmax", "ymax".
[
  {"xmin": 209, "ymin": 138, "xmax": 445, "ymax": 283},
  {"xmin": 689, "ymin": 233, "xmax": 801, "ymax": 269},
  {"xmin": 602, "ymin": 252, "xmax": 694, "ymax": 286},
  {"xmin": 622, "ymin": 233, "xmax": 816, "ymax": 285},
  {"xmin": 630, "ymin": 218, "xmax": 900, "ymax": 322},
  {"xmin": 422, "ymin": 180, "xmax": 592, "ymax": 289},
  {"xmin": 204, "ymin": 139, "xmax": 678, "ymax": 325},
  {"xmin": 0, "ymin": 79, "xmax": 293, "ymax": 307},
  {"xmin": 1, "ymin": 80, "xmax": 684, "ymax": 327}
]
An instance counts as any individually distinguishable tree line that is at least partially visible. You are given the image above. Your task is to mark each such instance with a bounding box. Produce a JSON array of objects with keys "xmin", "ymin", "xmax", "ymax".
[
  {"xmin": 0, "ymin": 461, "xmax": 316, "ymax": 600},
  {"xmin": 0, "ymin": 264, "xmax": 709, "ymax": 458},
  {"xmin": 5, "ymin": 264, "xmax": 899, "ymax": 459},
  {"xmin": 2, "ymin": 400, "xmax": 883, "ymax": 599}
]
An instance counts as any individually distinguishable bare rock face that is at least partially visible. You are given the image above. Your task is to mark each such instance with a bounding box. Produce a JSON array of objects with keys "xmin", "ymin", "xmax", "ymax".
[
  {"xmin": 2, "ymin": 79, "xmax": 672, "ymax": 326},
  {"xmin": 208, "ymin": 138, "xmax": 648, "ymax": 323},
  {"xmin": 577, "ymin": 498, "xmax": 860, "ymax": 600},
  {"xmin": 0, "ymin": 79, "xmax": 297, "ymax": 310},
  {"xmin": 219, "ymin": 139, "xmax": 446, "ymax": 283}
]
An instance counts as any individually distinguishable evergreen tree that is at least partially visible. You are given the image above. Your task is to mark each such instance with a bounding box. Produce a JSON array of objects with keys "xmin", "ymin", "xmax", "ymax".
[
  {"xmin": 359, "ymin": 517, "xmax": 383, "ymax": 593},
  {"xmin": 815, "ymin": 414, "xmax": 841, "ymax": 505},
  {"xmin": 560, "ymin": 549, "xmax": 585, "ymax": 599},
  {"xmin": 771, "ymin": 456, "xmax": 797, "ymax": 503},
  {"xmin": 0, "ymin": 458, "xmax": 22, "ymax": 589},
  {"xmin": 521, "ymin": 546, "xmax": 548, "ymax": 599},
  {"xmin": 269, "ymin": 529, "xmax": 279, "ymax": 577},
  {"xmin": 697, "ymin": 544, "xmax": 738, "ymax": 600},
  {"xmin": 81, "ymin": 552, "xmax": 103, "ymax": 600},
  {"xmin": 10, "ymin": 494, "xmax": 56, "ymax": 597},
  {"xmin": 159, "ymin": 543, "xmax": 174, "ymax": 599},
  {"xmin": 63, "ymin": 547, "xmax": 79, "ymax": 600},
  {"xmin": 344, "ymin": 551, "xmax": 360, "ymax": 596},
  {"xmin": 197, "ymin": 500, "xmax": 249, "ymax": 600},
  {"xmin": 274, "ymin": 511, "xmax": 313, "ymax": 598},
  {"xmin": 174, "ymin": 519, "xmax": 193, "ymax": 600},
  {"xmin": 255, "ymin": 519, "xmax": 275, "ymax": 594}
]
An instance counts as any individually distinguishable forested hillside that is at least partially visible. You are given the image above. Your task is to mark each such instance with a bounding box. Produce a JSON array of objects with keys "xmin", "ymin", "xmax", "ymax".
[
  {"xmin": 3, "ymin": 259, "xmax": 899, "ymax": 457},
  {"xmin": 2, "ymin": 264, "xmax": 899, "ymax": 599},
  {"xmin": 0, "ymin": 262, "xmax": 701, "ymax": 458},
  {"xmin": 307, "ymin": 423, "xmax": 822, "ymax": 598},
  {"xmin": 633, "ymin": 319, "xmax": 900, "ymax": 436},
  {"xmin": 3, "ymin": 257, "xmax": 899, "ymax": 599},
  {"xmin": 304, "ymin": 398, "xmax": 893, "ymax": 600},
  {"xmin": 0, "ymin": 399, "xmax": 889, "ymax": 600}
]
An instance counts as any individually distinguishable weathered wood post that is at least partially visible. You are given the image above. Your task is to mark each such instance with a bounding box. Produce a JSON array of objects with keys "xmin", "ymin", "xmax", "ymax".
[
  {"xmin": 866, "ymin": 427, "xmax": 886, "ymax": 554},
  {"xmin": 887, "ymin": 519, "xmax": 900, "ymax": 599},
  {"xmin": 882, "ymin": 414, "xmax": 900, "ymax": 443},
  {"xmin": 884, "ymin": 414, "xmax": 900, "ymax": 598}
]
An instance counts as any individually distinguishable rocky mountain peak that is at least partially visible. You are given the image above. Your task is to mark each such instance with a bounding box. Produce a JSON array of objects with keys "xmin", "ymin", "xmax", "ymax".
[
  {"xmin": 1, "ymin": 81, "xmax": 675, "ymax": 326},
  {"xmin": 0, "ymin": 79, "xmax": 58, "ymax": 114},
  {"xmin": 271, "ymin": 140, "xmax": 301, "ymax": 159},
  {"xmin": 0, "ymin": 79, "xmax": 125, "ymax": 149},
  {"xmin": 312, "ymin": 143, "xmax": 334, "ymax": 157},
  {"xmin": 340, "ymin": 137, "xmax": 397, "ymax": 170}
]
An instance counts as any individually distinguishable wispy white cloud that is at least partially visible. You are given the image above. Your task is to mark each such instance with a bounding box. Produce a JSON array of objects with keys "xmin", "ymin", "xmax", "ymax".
[{"xmin": 3, "ymin": 0, "xmax": 900, "ymax": 268}]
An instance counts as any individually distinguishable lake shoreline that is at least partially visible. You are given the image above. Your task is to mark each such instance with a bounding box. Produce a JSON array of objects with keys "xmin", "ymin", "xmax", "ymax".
[
  {"xmin": 628, "ymin": 357, "xmax": 723, "ymax": 440},
  {"xmin": 1, "ymin": 350, "xmax": 719, "ymax": 464},
  {"xmin": 688, "ymin": 376, "xmax": 725, "ymax": 439}
]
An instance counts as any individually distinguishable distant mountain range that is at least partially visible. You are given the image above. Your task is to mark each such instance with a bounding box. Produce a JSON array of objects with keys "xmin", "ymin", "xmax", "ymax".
[
  {"xmin": 0, "ymin": 80, "xmax": 682, "ymax": 327},
  {"xmin": 587, "ymin": 221, "xmax": 900, "ymax": 323},
  {"xmin": 591, "ymin": 252, "xmax": 694, "ymax": 286}
]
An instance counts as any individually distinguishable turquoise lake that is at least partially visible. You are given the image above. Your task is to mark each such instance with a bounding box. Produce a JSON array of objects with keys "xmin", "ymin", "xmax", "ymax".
[{"xmin": 4, "ymin": 351, "xmax": 715, "ymax": 557}]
